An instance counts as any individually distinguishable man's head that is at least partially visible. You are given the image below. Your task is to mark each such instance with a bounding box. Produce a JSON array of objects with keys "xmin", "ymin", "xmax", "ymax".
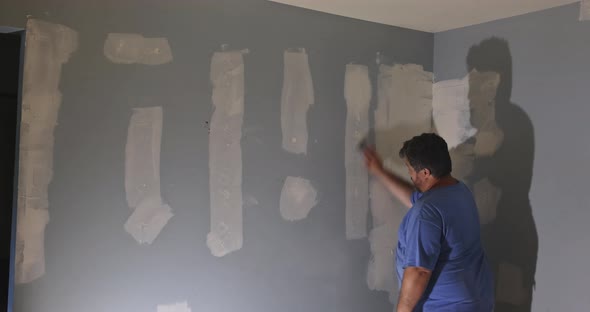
[{"xmin": 399, "ymin": 133, "xmax": 452, "ymax": 192}]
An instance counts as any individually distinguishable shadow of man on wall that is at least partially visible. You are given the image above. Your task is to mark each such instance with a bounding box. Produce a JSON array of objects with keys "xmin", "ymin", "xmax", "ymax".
[{"xmin": 465, "ymin": 37, "xmax": 538, "ymax": 312}]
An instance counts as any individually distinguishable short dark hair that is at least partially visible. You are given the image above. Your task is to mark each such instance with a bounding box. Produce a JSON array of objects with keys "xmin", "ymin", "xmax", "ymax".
[{"xmin": 399, "ymin": 133, "xmax": 452, "ymax": 178}]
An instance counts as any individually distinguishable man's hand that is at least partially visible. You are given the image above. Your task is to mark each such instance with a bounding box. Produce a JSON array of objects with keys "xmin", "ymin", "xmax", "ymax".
[{"xmin": 362, "ymin": 146, "xmax": 384, "ymax": 176}]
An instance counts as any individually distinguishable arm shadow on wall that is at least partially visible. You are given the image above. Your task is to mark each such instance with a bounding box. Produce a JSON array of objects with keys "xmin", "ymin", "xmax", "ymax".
[{"xmin": 461, "ymin": 37, "xmax": 538, "ymax": 312}]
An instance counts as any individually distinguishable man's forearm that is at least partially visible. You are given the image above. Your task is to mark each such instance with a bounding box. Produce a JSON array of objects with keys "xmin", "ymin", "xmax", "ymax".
[
  {"xmin": 374, "ymin": 168, "xmax": 413, "ymax": 208},
  {"xmin": 397, "ymin": 267, "xmax": 432, "ymax": 312}
]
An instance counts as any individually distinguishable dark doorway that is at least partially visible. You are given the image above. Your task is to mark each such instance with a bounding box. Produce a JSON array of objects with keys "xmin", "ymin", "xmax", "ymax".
[{"xmin": 0, "ymin": 29, "xmax": 24, "ymax": 312}]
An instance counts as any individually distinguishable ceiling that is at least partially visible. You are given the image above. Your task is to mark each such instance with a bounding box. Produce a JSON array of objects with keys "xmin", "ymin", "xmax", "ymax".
[{"xmin": 268, "ymin": 0, "xmax": 579, "ymax": 32}]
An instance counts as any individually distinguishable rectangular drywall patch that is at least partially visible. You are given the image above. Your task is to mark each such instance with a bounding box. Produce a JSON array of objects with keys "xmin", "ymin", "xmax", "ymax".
[
  {"xmin": 441, "ymin": 71, "xmax": 500, "ymax": 180},
  {"xmin": 367, "ymin": 181, "xmax": 406, "ymax": 304},
  {"xmin": 125, "ymin": 107, "xmax": 163, "ymax": 208},
  {"xmin": 369, "ymin": 63, "xmax": 432, "ymax": 302},
  {"xmin": 374, "ymin": 64, "xmax": 432, "ymax": 177},
  {"xmin": 580, "ymin": 0, "xmax": 590, "ymax": 21},
  {"xmin": 367, "ymin": 222, "xmax": 397, "ymax": 294},
  {"xmin": 473, "ymin": 178, "xmax": 501, "ymax": 225},
  {"xmin": 432, "ymin": 76, "xmax": 476, "ymax": 149},
  {"xmin": 207, "ymin": 50, "xmax": 246, "ymax": 257},
  {"xmin": 469, "ymin": 70, "xmax": 502, "ymax": 157},
  {"xmin": 157, "ymin": 301, "xmax": 192, "ymax": 312},
  {"xmin": 280, "ymin": 176, "xmax": 317, "ymax": 221},
  {"xmin": 124, "ymin": 107, "xmax": 173, "ymax": 244},
  {"xmin": 124, "ymin": 198, "xmax": 173, "ymax": 245},
  {"xmin": 16, "ymin": 19, "xmax": 78, "ymax": 284},
  {"xmin": 281, "ymin": 48, "xmax": 314, "ymax": 155},
  {"xmin": 104, "ymin": 33, "xmax": 173, "ymax": 65},
  {"xmin": 344, "ymin": 64, "xmax": 371, "ymax": 239}
]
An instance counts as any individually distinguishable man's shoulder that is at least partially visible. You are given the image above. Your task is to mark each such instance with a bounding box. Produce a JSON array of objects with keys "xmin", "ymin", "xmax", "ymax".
[
  {"xmin": 424, "ymin": 182, "xmax": 473, "ymax": 203},
  {"xmin": 411, "ymin": 199, "xmax": 444, "ymax": 224},
  {"xmin": 419, "ymin": 185, "xmax": 474, "ymax": 215}
]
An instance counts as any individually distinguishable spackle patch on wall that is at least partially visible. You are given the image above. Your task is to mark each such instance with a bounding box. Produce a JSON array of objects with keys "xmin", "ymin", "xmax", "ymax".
[
  {"xmin": 280, "ymin": 176, "xmax": 317, "ymax": 221},
  {"xmin": 104, "ymin": 33, "xmax": 173, "ymax": 65},
  {"xmin": 16, "ymin": 19, "xmax": 78, "ymax": 284},
  {"xmin": 445, "ymin": 71, "xmax": 500, "ymax": 180},
  {"xmin": 124, "ymin": 106, "xmax": 173, "ymax": 245},
  {"xmin": 469, "ymin": 70, "xmax": 502, "ymax": 157},
  {"xmin": 367, "ymin": 221, "xmax": 397, "ymax": 294},
  {"xmin": 157, "ymin": 301, "xmax": 192, "ymax": 312},
  {"xmin": 375, "ymin": 63, "xmax": 433, "ymax": 178},
  {"xmin": 367, "ymin": 181, "xmax": 406, "ymax": 304},
  {"xmin": 580, "ymin": 0, "xmax": 590, "ymax": 21},
  {"xmin": 369, "ymin": 63, "xmax": 433, "ymax": 303},
  {"xmin": 281, "ymin": 48, "xmax": 314, "ymax": 155},
  {"xmin": 473, "ymin": 178, "xmax": 501, "ymax": 225},
  {"xmin": 432, "ymin": 76, "xmax": 476, "ymax": 149},
  {"xmin": 207, "ymin": 50, "xmax": 246, "ymax": 257},
  {"xmin": 344, "ymin": 64, "xmax": 371, "ymax": 239}
]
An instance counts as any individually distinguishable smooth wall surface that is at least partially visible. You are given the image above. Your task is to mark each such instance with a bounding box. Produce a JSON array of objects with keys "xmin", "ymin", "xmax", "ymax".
[
  {"xmin": 0, "ymin": 0, "xmax": 432, "ymax": 311},
  {"xmin": 435, "ymin": 3, "xmax": 590, "ymax": 311}
]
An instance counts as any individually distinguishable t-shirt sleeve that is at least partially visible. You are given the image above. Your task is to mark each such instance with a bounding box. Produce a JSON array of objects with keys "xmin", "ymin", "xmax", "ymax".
[{"xmin": 403, "ymin": 205, "xmax": 442, "ymax": 271}]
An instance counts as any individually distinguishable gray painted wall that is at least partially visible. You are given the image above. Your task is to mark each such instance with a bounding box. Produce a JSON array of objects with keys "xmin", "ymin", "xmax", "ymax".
[
  {"xmin": 435, "ymin": 3, "xmax": 590, "ymax": 311},
  {"xmin": 1, "ymin": 0, "xmax": 432, "ymax": 311}
]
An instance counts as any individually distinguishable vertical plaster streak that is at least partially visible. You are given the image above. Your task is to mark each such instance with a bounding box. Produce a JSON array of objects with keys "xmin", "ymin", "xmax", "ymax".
[
  {"xmin": 16, "ymin": 19, "xmax": 77, "ymax": 284},
  {"xmin": 344, "ymin": 64, "xmax": 371, "ymax": 239},
  {"xmin": 207, "ymin": 50, "xmax": 246, "ymax": 257},
  {"xmin": 280, "ymin": 49, "xmax": 314, "ymax": 155}
]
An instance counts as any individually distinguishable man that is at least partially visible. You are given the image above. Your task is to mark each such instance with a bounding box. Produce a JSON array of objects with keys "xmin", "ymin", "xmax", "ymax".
[{"xmin": 362, "ymin": 133, "xmax": 494, "ymax": 312}]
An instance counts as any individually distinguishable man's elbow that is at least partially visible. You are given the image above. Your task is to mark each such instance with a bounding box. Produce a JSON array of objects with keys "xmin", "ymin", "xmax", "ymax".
[{"xmin": 406, "ymin": 266, "xmax": 432, "ymax": 279}]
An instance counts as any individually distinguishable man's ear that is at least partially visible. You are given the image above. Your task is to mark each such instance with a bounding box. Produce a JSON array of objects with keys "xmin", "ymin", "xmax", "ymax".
[{"xmin": 421, "ymin": 168, "xmax": 432, "ymax": 177}]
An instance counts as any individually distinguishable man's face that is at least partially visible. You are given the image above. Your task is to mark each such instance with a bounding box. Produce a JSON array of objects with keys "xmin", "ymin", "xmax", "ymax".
[{"xmin": 404, "ymin": 158, "xmax": 428, "ymax": 192}]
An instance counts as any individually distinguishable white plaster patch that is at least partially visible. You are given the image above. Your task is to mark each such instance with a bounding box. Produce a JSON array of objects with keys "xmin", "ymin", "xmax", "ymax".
[
  {"xmin": 369, "ymin": 63, "xmax": 433, "ymax": 302},
  {"xmin": 446, "ymin": 71, "xmax": 500, "ymax": 180},
  {"xmin": 366, "ymin": 222, "xmax": 397, "ymax": 293},
  {"xmin": 474, "ymin": 130, "xmax": 504, "ymax": 157},
  {"xmin": 207, "ymin": 50, "xmax": 246, "ymax": 257},
  {"xmin": 580, "ymin": 0, "xmax": 590, "ymax": 21},
  {"xmin": 449, "ymin": 143, "xmax": 475, "ymax": 181},
  {"xmin": 125, "ymin": 107, "xmax": 163, "ymax": 209},
  {"xmin": 432, "ymin": 75, "xmax": 477, "ymax": 149},
  {"xmin": 344, "ymin": 64, "xmax": 371, "ymax": 239},
  {"xmin": 375, "ymin": 63, "xmax": 433, "ymax": 177},
  {"xmin": 473, "ymin": 178, "xmax": 501, "ymax": 225},
  {"xmin": 124, "ymin": 195, "xmax": 173, "ymax": 245},
  {"xmin": 124, "ymin": 106, "xmax": 173, "ymax": 245},
  {"xmin": 496, "ymin": 262, "xmax": 526, "ymax": 305},
  {"xmin": 369, "ymin": 180, "xmax": 396, "ymax": 228},
  {"xmin": 17, "ymin": 208, "xmax": 49, "ymax": 284},
  {"xmin": 16, "ymin": 18, "xmax": 78, "ymax": 284},
  {"xmin": 280, "ymin": 176, "xmax": 317, "ymax": 221},
  {"xmin": 469, "ymin": 70, "xmax": 503, "ymax": 157},
  {"xmin": 104, "ymin": 33, "xmax": 173, "ymax": 65},
  {"xmin": 157, "ymin": 301, "xmax": 192, "ymax": 312},
  {"xmin": 280, "ymin": 48, "xmax": 314, "ymax": 155},
  {"xmin": 367, "ymin": 180, "xmax": 406, "ymax": 303}
]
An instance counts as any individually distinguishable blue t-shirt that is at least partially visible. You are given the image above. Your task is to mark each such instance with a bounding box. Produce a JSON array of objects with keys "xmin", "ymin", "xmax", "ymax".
[{"xmin": 395, "ymin": 181, "xmax": 494, "ymax": 312}]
